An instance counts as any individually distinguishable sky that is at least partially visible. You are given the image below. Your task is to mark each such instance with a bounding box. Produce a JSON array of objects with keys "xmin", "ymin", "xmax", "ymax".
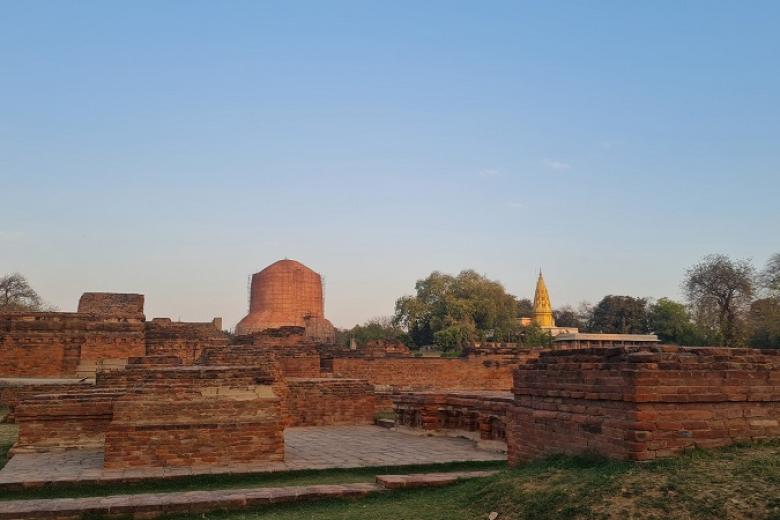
[{"xmin": 1, "ymin": 1, "xmax": 779, "ymax": 330}]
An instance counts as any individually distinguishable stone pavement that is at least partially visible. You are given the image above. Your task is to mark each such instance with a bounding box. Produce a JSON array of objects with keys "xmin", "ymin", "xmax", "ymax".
[
  {"xmin": 0, "ymin": 426, "xmax": 505, "ymax": 488},
  {"xmin": 0, "ymin": 471, "xmax": 498, "ymax": 519}
]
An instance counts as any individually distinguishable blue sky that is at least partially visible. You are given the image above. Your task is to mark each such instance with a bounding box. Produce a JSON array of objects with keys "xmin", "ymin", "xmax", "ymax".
[{"xmin": 2, "ymin": 1, "xmax": 779, "ymax": 329}]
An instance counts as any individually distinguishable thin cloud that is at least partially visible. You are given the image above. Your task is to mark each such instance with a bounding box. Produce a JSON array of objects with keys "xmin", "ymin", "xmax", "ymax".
[
  {"xmin": 542, "ymin": 159, "xmax": 570, "ymax": 171},
  {"xmin": 508, "ymin": 202, "xmax": 525, "ymax": 209},
  {"xmin": 478, "ymin": 169, "xmax": 501, "ymax": 178}
]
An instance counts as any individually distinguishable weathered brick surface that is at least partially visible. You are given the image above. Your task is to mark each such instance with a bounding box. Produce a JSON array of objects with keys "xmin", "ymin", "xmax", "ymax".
[
  {"xmin": 330, "ymin": 354, "xmax": 535, "ymax": 392},
  {"xmin": 0, "ymin": 312, "xmax": 145, "ymax": 377},
  {"xmin": 77, "ymin": 293, "xmax": 144, "ymax": 318},
  {"xmin": 200, "ymin": 344, "xmax": 321, "ymax": 378},
  {"xmin": 104, "ymin": 386, "xmax": 284, "ymax": 469},
  {"xmin": 0, "ymin": 380, "xmax": 94, "ymax": 422},
  {"xmin": 286, "ymin": 378, "xmax": 376, "ymax": 426},
  {"xmin": 506, "ymin": 346, "xmax": 780, "ymax": 463},
  {"xmin": 13, "ymin": 391, "xmax": 121, "ymax": 452},
  {"xmin": 144, "ymin": 318, "xmax": 229, "ymax": 364},
  {"xmin": 393, "ymin": 391, "xmax": 511, "ymax": 441}
]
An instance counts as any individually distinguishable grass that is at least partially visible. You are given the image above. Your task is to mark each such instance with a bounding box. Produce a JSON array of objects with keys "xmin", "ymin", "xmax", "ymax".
[
  {"xmin": 0, "ymin": 460, "xmax": 506, "ymax": 501},
  {"xmin": 0, "ymin": 406, "xmax": 19, "ymax": 471},
  {"xmin": 163, "ymin": 441, "xmax": 780, "ymax": 520}
]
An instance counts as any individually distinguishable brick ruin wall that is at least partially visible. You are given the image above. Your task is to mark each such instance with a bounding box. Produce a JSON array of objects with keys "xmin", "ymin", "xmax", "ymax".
[
  {"xmin": 393, "ymin": 391, "xmax": 512, "ymax": 443},
  {"xmin": 144, "ymin": 318, "xmax": 229, "ymax": 364},
  {"xmin": 328, "ymin": 354, "xmax": 536, "ymax": 392},
  {"xmin": 12, "ymin": 364, "xmax": 284, "ymax": 466},
  {"xmin": 0, "ymin": 380, "xmax": 94, "ymax": 422},
  {"xmin": 286, "ymin": 378, "xmax": 376, "ymax": 427},
  {"xmin": 77, "ymin": 293, "xmax": 145, "ymax": 317},
  {"xmin": 506, "ymin": 346, "xmax": 780, "ymax": 463},
  {"xmin": 0, "ymin": 313, "xmax": 228, "ymax": 379},
  {"xmin": 0, "ymin": 313, "xmax": 145, "ymax": 378},
  {"xmin": 104, "ymin": 385, "xmax": 284, "ymax": 469},
  {"xmin": 200, "ymin": 344, "xmax": 321, "ymax": 379},
  {"xmin": 13, "ymin": 391, "xmax": 121, "ymax": 453}
]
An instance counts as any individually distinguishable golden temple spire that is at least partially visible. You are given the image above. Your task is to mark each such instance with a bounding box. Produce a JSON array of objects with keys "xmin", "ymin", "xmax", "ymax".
[{"xmin": 532, "ymin": 270, "xmax": 555, "ymax": 328}]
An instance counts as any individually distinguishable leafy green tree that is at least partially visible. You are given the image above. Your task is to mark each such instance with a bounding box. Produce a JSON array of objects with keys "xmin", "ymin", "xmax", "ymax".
[
  {"xmin": 683, "ymin": 254, "xmax": 755, "ymax": 346},
  {"xmin": 520, "ymin": 323, "xmax": 552, "ymax": 347},
  {"xmin": 648, "ymin": 297, "xmax": 708, "ymax": 345},
  {"xmin": 0, "ymin": 273, "xmax": 45, "ymax": 311},
  {"xmin": 553, "ymin": 305, "xmax": 582, "ymax": 328},
  {"xmin": 588, "ymin": 295, "xmax": 649, "ymax": 334},
  {"xmin": 748, "ymin": 297, "xmax": 780, "ymax": 348},
  {"xmin": 339, "ymin": 316, "xmax": 411, "ymax": 348},
  {"xmin": 393, "ymin": 269, "xmax": 521, "ymax": 351},
  {"xmin": 516, "ymin": 298, "xmax": 533, "ymax": 318}
]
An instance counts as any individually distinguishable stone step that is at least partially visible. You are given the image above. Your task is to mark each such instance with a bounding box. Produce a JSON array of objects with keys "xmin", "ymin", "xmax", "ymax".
[
  {"xmin": 0, "ymin": 471, "xmax": 497, "ymax": 519},
  {"xmin": 376, "ymin": 469, "xmax": 499, "ymax": 489}
]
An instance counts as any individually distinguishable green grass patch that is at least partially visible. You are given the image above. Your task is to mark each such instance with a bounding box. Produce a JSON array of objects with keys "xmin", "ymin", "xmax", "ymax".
[
  {"xmin": 0, "ymin": 406, "xmax": 18, "ymax": 471},
  {"xmin": 160, "ymin": 442, "xmax": 780, "ymax": 520},
  {"xmin": 0, "ymin": 460, "xmax": 507, "ymax": 502}
]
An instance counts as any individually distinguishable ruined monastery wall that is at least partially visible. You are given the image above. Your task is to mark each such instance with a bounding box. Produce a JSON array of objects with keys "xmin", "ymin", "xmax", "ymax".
[
  {"xmin": 329, "ymin": 354, "xmax": 534, "ymax": 392},
  {"xmin": 286, "ymin": 378, "xmax": 376, "ymax": 427},
  {"xmin": 506, "ymin": 346, "xmax": 780, "ymax": 463}
]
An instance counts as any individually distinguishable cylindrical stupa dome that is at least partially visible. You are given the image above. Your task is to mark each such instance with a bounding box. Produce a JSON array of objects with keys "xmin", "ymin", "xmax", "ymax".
[{"xmin": 235, "ymin": 259, "xmax": 335, "ymax": 342}]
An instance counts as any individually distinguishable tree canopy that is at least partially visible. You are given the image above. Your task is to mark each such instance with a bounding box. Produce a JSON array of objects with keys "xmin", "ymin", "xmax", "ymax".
[
  {"xmin": 648, "ymin": 297, "xmax": 709, "ymax": 345},
  {"xmin": 587, "ymin": 295, "xmax": 649, "ymax": 334},
  {"xmin": 337, "ymin": 316, "xmax": 410, "ymax": 348},
  {"xmin": 0, "ymin": 273, "xmax": 45, "ymax": 311},
  {"xmin": 683, "ymin": 254, "xmax": 755, "ymax": 346},
  {"xmin": 393, "ymin": 270, "xmax": 520, "ymax": 351}
]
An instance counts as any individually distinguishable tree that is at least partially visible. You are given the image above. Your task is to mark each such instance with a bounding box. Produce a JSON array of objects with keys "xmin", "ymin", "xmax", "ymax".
[
  {"xmin": 760, "ymin": 253, "xmax": 780, "ymax": 297},
  {"xmin": 393, "ymin": 270, "xmax": 521, "ymax": 351},
  {"xmin": 521, "ymin": 323, "xmax": 552, "ymax": 347},
  {"xmin": 553, "ymin": 305, "xmax": 582, "ymax": 328},
  {"xmin": 588, "ymin": 295, "xmax": 649, "ymax": 334},
  {"xmin": 516, "ymin": 298, "xmax": 533, "ymax": 318},
  {"xmin": 748, "ymin": 298, "xmax": 780, "ymax": 348},
  {"xmin": 340, "ymin": 316, "xmax": 411, "ymax": 348},
  {"xmin": 683, "ymin": 254, "xmax": 755, "ymax": 347},
  {"xmin": 648, "ymin": 297, "xmax": 708, "ymax": 345},
  {"xmin": 0, "ymin": 273, "xmax": 44, "ymax": 311}
]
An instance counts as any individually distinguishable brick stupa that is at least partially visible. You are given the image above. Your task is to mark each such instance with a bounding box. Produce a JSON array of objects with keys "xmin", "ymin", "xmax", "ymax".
[{"xmin": 235, "ymin": 259, "xmax": 335, "ymax": 343}]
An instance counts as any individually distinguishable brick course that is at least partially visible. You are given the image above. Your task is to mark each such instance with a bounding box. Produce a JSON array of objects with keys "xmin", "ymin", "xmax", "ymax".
[
  {"xmin": 286, "ymin": 378, "xmax": 376, "ymax": 426},
  {"xmin": 104, "ymin": 386, "xmax": 284, "ymax": 468},
  {"xmin": 506, "ymin": 346, "xmax": 780, "ymax": 463},
  {"xmin": 330, "ymin": 354, "xmax": 535, "ymax": 392}
]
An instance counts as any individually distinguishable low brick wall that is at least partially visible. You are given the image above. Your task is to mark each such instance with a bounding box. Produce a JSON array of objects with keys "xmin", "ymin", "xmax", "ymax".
[
  {"xmin": 394, "ymin": 391, "xmax": 512, "ymax": 442},
  {"xmin": 330, "ymin": 355, "xmax": 534, "ymax": 392},
  {"xmin": 199, "ymin": 345, "xmax": 321, "ymax": 378},
  {"xmin": 0, "ymin": 312, "xmax": 145, "ymax": 378},
  {"xmin": 13, "ymin": 391, "xmax": 121, "ymax": 452},
  {"xmin": 286, "ymin": 378, "xmax": 376, "ymax": 426},
  {"xmin": 104, "ymin": 385, "xmax": 284, "ymax": 469},
  {"xmin": 0, "ymin": 379, "xmax": 95, "ymax": 422},
  {"xmin": 144, "ymin": 319, "xmax": 229, "ymax": 365},
  {"xmin": 506, "ymin": 346, "xmax": 780, "ymax": 463}
]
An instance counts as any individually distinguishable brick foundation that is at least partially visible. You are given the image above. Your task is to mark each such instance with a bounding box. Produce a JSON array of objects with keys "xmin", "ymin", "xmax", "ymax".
[
  {"xmin": 104, "ymin": 385, "xmax": 284, "ymax": 468},
  {"xmin": 13, "ymin": 391, "xmax": 121, "ymax": 452},
  {"xmin": 329, "ymin": 355, "xmax": 534, "ymax": 391},
  {"xmin": 286, "ymin": 378, "xmax": 376, "ymax": 426},
  {"xmin": 506, "ymin": 346, "xmax": 780, "ymax": 463},
  {"xmin": 0, "ymin": 379, "xmax": 95, "ymax": 423},
  {"xmin": 393, "ymin": 391, "xmax": 511, "ymax": 443}
]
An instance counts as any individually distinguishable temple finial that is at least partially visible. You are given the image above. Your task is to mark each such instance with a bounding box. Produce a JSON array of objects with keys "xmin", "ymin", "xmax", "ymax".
[{"xmin": 532, "ymin": 270, "xmax": 555, "ymax": 328}]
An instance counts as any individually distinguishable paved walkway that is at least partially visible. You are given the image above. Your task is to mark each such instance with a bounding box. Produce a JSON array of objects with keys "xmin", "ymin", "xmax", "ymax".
[{"xmin": 0, "ymin": 426, "xmax": 505, "ymax": 487}]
